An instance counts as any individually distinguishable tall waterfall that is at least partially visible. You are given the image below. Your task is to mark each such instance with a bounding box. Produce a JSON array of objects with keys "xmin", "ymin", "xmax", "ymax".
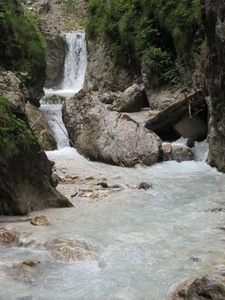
[
  {"xmin": 41, "ymin": 32, "xmax": 87, "ymax": 147},
  {"xmin": 60, "ymin": 32, "xmax": 87, "ymax": 92},
  {"xmin": 44, "ymin": 31, "xmax": 87, "ymax": 96}
]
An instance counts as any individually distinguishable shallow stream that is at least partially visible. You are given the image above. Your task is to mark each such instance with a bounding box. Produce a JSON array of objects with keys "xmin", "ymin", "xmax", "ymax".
[
  {"xmin": 1, "ymin": 137, "xmax": 225, "ymax": 299},
  {"xmin": 1, "ymin": 30, "xmax": 225, "ymax": 300}
]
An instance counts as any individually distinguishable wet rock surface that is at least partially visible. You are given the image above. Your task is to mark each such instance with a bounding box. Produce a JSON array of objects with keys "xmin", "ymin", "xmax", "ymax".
[
  {"xmin": 41, "ymin": 238, "xmax": 100, "ymax": 262},
  {"xmin": 202, "ymin": 0, "xmax": 225, "ymax": 172},
  {"xmin": 62, "ymin": 89, "xmax": 162, "ymax": 167},
  {"xmin": 0, "ymin": 227, "xmax": 17, "ymax": 243},
  {"xmin": 171, "ymin": 275, "xmax": 225, "ymax": 300},
  {"xmin": 30, "ymin": 215, "xmax": 50, "ymax": 226},
  {"xmin": 159, "ymin": 144, "xmax": 194, "ymax": 162},
  {"xmin": 25, "ymin": 101, "xmax": 57, "ymax": 150}
]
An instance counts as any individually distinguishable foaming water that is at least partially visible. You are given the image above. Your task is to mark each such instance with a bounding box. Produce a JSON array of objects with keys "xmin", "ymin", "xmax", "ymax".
[
  {"xmin": 40, "ymin": 104, "xmax": 69, "ymax": 149},
  {"xmin": 172, "ymin": 137, "xmax": 209, "ymax": 162},
  {"xmin": 44, "ymin": 32, "xmax": 87, "ymax": 96},
  {"xmin": 1, "ymin": 146, "xmax": 225, "ymax": 300},
  {"xmin": 2, "ymin": 46, "xmax": 225, "ymax": 299}
]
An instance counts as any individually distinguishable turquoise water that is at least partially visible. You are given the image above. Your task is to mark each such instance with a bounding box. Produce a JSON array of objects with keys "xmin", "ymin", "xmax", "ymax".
[{"xmin": 1, "ymin": 145, "xmax": 225, "ymax": 300}]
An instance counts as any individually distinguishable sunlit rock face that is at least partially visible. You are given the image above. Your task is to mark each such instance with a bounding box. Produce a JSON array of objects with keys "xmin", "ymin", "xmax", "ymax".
[
  {"xmin": 62, "ymin": 89, "xmax": 162, "ymax": 167},
  {"xmin": 202, "ymin": 0, "xmax": 225, "ymax": 172}
]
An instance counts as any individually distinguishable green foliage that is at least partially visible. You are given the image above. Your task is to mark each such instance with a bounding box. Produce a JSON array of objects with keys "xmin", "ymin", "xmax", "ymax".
[
  {"xmin": 0, "ymin": 95, "xmax": 35, "ymax": 166},
  {"xmin": 86, "ymin": 0, "xmax": 204, "ymax": 87},
  {"xmin": 0, "ymin": 2, "xmax": 46, "ymax": 85}
]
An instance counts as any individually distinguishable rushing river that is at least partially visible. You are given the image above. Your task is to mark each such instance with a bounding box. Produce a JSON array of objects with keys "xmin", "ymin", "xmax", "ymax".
[
  {"xmin": 1, "ymin": 31, "xmax": 225, "ymax": 300},
  {"xmin": 1, "ymin": 115, "xmax": 225, "ymax": 300}
]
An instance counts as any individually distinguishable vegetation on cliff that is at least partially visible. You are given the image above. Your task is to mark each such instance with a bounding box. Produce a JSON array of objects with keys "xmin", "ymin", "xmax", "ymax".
[
  {"xmin": 86, "ymin": 0, "xmax": 204, "ymax": 87},
  {"xmin": 0, "ymin": 0, "xmax": 47, "ymax": 166},
  {"xmin": 0, "ymin": 1, "xmax": 46, "ymax": 86},
  {"xmin": 0, "ymin": 95, "xmax": 35, "ymax": 169}
]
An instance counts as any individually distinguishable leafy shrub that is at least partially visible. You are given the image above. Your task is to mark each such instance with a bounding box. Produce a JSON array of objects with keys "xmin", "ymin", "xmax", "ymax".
[
  {"xmin": 0, "ymin": 2, "xmax": 46, "ymax": 85},
  {"xmin": 0, "ymin": 95, "xmax": 35, "ymax": 166},
  {"xmin": 86, "ymin": 0, "xmax": 204, "ymax": 87}
]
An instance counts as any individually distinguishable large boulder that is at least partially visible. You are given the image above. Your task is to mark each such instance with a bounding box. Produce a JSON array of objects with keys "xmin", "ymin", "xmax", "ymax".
[
  {"xmin": 62, "ymin": 90, "xmax": 162, "ymax": 167},
  {"xmin": 0, "ymin": 139, "xmax": 73, "ymax": 215},
  {"xmin": 108, "ymin": 84, "xmax": 149, "ymax": 112},
  {"xmin": 202, "ymin": 0, "xmax": 225, "ymax": 172},
  {"xmin": 170, "ymin": 275, "xmax": 225, "ymax": 300}
]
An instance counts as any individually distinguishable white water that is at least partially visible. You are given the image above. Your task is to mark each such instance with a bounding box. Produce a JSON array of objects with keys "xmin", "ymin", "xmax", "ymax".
[
  {"xmin": 44, "ymin": 32, "xmax": 87, "ymax": 97},
  {"xmin": 1, "ymin": 143, "xmax": 225, "ymax": 300},
  {"xmin": 1, "ymin": 32, "xmax": 225, "ymax": 300}
]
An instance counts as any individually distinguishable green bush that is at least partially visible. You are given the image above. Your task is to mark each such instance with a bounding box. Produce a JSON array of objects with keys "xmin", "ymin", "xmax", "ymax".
[
  {"xmin": 0, "ymin": 95, "xmax": 35, "ymax": 166},
  {"xmin": 86, "ymin": 0, "xmax": 204, "ymax": 87},
  {"xmin": 0, "ymin": 2, "xmax": 46, "ymax": 85}
]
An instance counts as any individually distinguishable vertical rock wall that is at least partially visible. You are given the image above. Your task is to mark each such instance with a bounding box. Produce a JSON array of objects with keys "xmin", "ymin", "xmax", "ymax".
[{"xmin": 202, "ymin": 0, "xmax": 225, "ymax": 172}]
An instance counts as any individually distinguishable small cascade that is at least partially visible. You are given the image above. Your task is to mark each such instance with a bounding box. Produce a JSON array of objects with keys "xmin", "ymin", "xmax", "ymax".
[{"xmin": 41, "ymin": 31, "xmax": 87, "ymax": 148}]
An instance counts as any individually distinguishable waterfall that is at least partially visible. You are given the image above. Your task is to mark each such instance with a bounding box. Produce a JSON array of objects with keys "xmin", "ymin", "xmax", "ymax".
[
  {"xmin": 60, "ymin": 32, "xmax": 87, "ymax": 92},
  {"xmin": 44, "ymin": 31, "xmax": 87, "ymax": 96},
  {"xmin": 41, "ymin": 31, "xmax": 87, "ymax": 148}
]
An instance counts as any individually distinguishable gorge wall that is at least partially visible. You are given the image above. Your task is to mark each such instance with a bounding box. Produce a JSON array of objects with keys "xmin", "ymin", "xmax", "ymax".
[
  {"xmin": 0, "ymin": 0, "xmax": 73, "ymax": 215},
  {"xmin": 202, "ymin": 0, "xmax": 225, "ymax": 172}
]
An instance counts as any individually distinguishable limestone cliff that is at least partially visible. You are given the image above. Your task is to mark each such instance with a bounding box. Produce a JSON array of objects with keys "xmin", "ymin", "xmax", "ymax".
[{"xmin": 202, "ymin": 0, "xmax": 225, "ymax": 172}]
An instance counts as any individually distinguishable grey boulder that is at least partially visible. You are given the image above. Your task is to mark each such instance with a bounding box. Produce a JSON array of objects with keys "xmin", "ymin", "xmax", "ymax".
[{"xmin": 62, "ymin": 90, "xmax": 161, "ymax": 167}]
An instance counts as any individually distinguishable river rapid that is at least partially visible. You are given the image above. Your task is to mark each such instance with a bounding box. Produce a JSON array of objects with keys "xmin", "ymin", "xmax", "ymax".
[
  {"xmin": 1, "ymin": 31, "xmax": 225, "ymax": 300},
  {"xmin": 1, "ymin": 126, "xmax": 225, "ymax": 299}
]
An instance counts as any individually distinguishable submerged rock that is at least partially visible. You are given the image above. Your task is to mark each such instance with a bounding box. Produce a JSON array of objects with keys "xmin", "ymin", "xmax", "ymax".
[
  {"xmin": 20, "ymin": 259, "xmax": 41, "ymax": 267},
  {"xmin": 30, "ymin": 215, "xmax": 50, "ymax": 226},
  {"xmin": 42, "ymin": 238, "xmax": 100, "ymax": 262},
  {"xmin": 62, "ymin": 89, "xmax": 162, "ymax": 167},
  {"xmin": 138, "ymin": 182, "xmax": 152, "ymax": 190},
  {"xmin": 0, "ymin": 227, "xmax": 17, "ymax": 243},
  {"xmin": 12, "ymin": 259, "xmax": 41, "ymax": 284}
]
